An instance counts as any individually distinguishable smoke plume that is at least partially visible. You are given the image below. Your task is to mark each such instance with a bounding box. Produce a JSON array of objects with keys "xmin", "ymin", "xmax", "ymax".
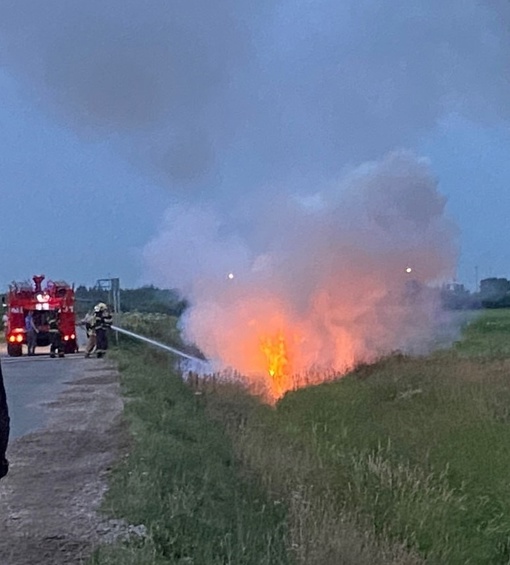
[{"xmin": 144, "ymin": 151, "xmax": 457, "ymax": 396}]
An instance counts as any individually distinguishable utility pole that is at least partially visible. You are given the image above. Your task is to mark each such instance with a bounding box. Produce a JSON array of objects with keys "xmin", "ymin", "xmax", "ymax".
[{"xmin": 475, "ymin": 266, "xmax": 479, "ymax": 293}]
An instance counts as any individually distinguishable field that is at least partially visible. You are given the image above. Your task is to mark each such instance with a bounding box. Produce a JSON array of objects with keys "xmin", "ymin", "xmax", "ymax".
[{"xmin": 92, "ymin": 309, "xmax": 510, "ymax": 564}]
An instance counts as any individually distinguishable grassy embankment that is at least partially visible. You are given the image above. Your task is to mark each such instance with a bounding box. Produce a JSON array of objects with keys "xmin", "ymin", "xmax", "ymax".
[{"xmin": 93, "ymin": 309, "xmax": 510, "ymax": 564}]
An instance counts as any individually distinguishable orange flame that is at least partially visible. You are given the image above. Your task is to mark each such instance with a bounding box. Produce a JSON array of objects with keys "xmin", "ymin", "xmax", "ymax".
[{"xmin": 260, "ymin": 332, "xmax": 291, "ymax": 398}]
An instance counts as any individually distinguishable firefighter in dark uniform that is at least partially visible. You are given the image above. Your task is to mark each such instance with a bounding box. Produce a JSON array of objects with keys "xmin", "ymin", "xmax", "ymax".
[
  {"xmin": 93, "ymin": 302, "xmax": 113, "ymax": 358},
  {"xmin": 48, "ymin": 309, "xmax": 65, "ymax": 358},
  {"xmin": 0, "ymin": 361, "xmax": 10, "ymax": 479}
]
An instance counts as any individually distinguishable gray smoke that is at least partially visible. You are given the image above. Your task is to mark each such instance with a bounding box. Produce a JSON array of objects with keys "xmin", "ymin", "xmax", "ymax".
[
  {"xmin": 144, "ymin": 151, "xmax": 458, "ymax": 393},
  {"xmin": 1, "ymin": 1, "xmax": 509, "ymax": 186}
]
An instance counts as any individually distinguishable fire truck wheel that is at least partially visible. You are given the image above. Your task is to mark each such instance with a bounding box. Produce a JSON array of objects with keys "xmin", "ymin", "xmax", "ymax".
[{"xmin": 7, "ymin": 343, "xmax": 22, "ymax": 357}]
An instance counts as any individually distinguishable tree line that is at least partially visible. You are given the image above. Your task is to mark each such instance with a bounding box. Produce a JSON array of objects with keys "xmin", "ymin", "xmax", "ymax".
[
  {"xmin": 75, "ymin": 285, "xmax": 188, "ymax": 317},
  {"xmin": 75, "ymin": 278, "xmax": 510, "ymax": 315}
]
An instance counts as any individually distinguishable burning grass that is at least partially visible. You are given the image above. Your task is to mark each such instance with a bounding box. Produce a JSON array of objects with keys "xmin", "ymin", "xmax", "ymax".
[
  {"xmin": 191, "ymin": 309, "xmax": 510, "ymax": 563},
  {"xmin": 97, "ymin": 308, "xmax": 510, "ymax": 564}
]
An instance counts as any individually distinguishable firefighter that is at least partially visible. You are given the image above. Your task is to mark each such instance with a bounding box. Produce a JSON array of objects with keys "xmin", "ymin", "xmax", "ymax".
[
  {"xmin": 25, "ymin": 310, "xmax": 38, "ymax": 356},
  {"xmin": 93, "ymin": 302, "xmax": 113, "ymax": 358},
  {"xmin": 48, "ymin": 309, "xmax": 65, "ymax": 358},
  {"xmin": 0, "ymin": 361, "xmax": 9, "ymax": 479},
  {"xmin": 80, "ymin": 310, "xmax": 97, "ymax": 358}
]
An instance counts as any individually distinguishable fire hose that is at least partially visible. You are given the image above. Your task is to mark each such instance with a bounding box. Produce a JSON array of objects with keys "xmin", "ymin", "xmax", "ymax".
[{"xmin": 111, "ymin": 325, "xmax": 210, "ymax": 371}]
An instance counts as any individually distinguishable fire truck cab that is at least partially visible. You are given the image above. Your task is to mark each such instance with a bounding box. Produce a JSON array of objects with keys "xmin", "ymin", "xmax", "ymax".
[{"xmin": 4, "ymin": 275, "xmax": 78, "ymax": 357}]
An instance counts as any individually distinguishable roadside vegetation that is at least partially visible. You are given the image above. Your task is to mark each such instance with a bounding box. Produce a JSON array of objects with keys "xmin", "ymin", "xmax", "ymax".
[
  {"xmin": 118, "ymin": 311, "xmax": 204, "ymax": 360},
  {"xmin": 92, "ymin": 309, "xmax": 510, "ymax": 564},
  {"xmin": 118, "ymin": 312, "xmax": 182, "ymax": 349},
  {"xmin": 90, "ymin": 344, "xmax": 290, "ymax": 565}
]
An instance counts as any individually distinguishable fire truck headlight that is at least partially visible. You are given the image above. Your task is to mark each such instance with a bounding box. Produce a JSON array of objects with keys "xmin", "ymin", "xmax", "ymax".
[
  {"xmin": 64, "ymin": 335, "xmax": 69, "ymax": 341},
  {"xmin": 8, "ymin": 336, "xmax": 15, "ymax": 343},
  {"xmin": 16, "ymin": 335, "xmax": 23, "ymax": 343}
]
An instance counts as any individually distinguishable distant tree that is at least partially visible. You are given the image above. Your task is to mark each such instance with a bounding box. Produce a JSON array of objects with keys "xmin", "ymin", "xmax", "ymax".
[
  {"xmin": 119, "ymin": 286, "xmax": 188, "ymax": 315},
  {"xmin": 74, "ymin": 284, "xmax": 188, "ymax": 316},
  {"xmin": 441, "ymin": 283, "xmax": 481, "ymax": 310},
  {"xmin": 479, "ymin": 278, "xmax": 510, "ymax": 308}
]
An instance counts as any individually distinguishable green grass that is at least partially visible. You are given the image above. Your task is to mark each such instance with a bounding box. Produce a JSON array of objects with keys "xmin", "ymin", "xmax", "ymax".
[
  {"xmin": 273, "ymin": 360, "xmax": 510, "ymax": 563},
  {"xmin": 453, "ymin": 308, "xmax": 510, "ymax": 357},
  {"xmin": 267, "ymin": 309, "xmax": 510, "ymax": 564},
  {"xmin": 90, "ymin": 346, "xmax": 290, "ymax": 565},
  {"xmin": 202, "ymin": 309, "xmax": 510, "ymax": 564},
  {"xmin": 118, "ymin": 312, "xmax": 203, "ymax": 358},
  {"xmin": 203, "ymin": 381, "xmax": 423, "ymax": 565},
  {"xmin": 93, "ymin": 308, "xmax": 510, "ymax": 564},
  {"xmin": 118, "ymin": 312, "xmax": 181, "ymax": 345}
]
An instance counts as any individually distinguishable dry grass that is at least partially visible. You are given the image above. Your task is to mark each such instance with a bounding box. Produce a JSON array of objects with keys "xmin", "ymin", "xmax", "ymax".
[{"xmin": 204, "ymin": 382, "xmax": 424, "ymax": 565}]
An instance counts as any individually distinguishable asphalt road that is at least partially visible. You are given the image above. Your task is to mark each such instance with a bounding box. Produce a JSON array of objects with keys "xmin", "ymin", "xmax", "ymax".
[
  {"xmin": 1, "ymin": 328, "xmax": 89, "ymax": 439},
  {"xmin": 0, "ymin": 352, "xmax": 124, "ymax": 565},
  {"xmin": 2, "ymin": 353, "xmax": 86, "ymax": 439}
]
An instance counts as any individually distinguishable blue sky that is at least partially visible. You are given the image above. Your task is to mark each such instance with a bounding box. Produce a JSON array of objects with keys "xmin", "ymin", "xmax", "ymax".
[
  {"xmin": 0, "ymin": 1, "xmax": 509, "ymax": 293},
  {"xmin": 420, "ymin": 116, "xmax": 510, "ymax": 289}
]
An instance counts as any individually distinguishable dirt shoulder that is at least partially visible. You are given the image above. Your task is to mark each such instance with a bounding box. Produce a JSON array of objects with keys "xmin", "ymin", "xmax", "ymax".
[{"xmin": 0, "ymin": 358, "xmax": 126, "ymax": 565}]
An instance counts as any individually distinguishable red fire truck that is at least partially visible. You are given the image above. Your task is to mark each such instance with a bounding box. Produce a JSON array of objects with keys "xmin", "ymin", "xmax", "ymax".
[{"xmin": 4, "ymin": 275, "xmax": 78, "ymax": 357}]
